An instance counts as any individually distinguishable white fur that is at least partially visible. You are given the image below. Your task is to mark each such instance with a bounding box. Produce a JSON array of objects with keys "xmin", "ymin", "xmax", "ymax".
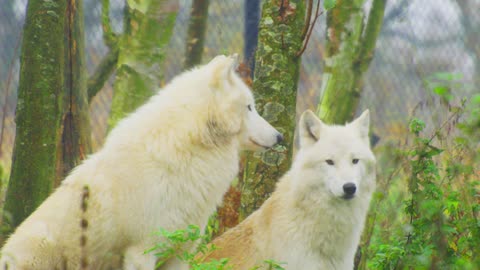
[
  {"xmin": 202, "ymin": 110, "xmax": 376, "ymax": 270},
  {"xmin": 0, "ymin": 54, "xmax": 281, "ymax": 270}
]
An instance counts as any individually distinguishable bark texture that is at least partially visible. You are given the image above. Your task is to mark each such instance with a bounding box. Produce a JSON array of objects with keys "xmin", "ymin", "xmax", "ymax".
[
  {"xmin": 317, "ymin": 0, "xmax": 386, "ymax": 124},
  {"xmin": 240, "ymin": 0, "xmax": 305, "ymax": 218},
  {"xmin": 184, "ymin": 0, "xmax": 210, "ymax": 69},
  {"xmin": 108, "ymin": 0, "xmax": 178, "ymax": 129},
  {"xmin": 5, "ymin": 0, "xmax": 67, "ymax": 227},
  {"xmin": 57, "ymin": 0, "xmax": 92, "ymax": 186}
]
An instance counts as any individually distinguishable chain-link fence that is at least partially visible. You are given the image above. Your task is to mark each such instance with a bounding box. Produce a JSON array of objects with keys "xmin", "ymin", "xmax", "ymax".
[{"xmin": 0, "ymin": 0, "xmax": 478, "ymax": 169}]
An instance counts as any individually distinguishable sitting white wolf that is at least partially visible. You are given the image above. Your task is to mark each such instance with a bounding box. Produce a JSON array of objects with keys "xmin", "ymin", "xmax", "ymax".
[
  {"xmin": 0, "ymin": 55, "xmax": 282, "ymax": 270},
  {"xmin": 200, "ymin": 110, "xmax": 376, "ymax": 270}
]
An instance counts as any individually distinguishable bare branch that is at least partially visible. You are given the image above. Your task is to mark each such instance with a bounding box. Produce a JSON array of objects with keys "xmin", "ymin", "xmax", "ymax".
[
  {"xmin": 300, "ymin": 0, "xmax": 314, "ymax": 40},
  {"xmin": 87, "ymin": 47, "xmax": 119, "ymax": 101},
  {"xmin": 296, "ymin": 0, "xmax": 322, "ymax": 57}
]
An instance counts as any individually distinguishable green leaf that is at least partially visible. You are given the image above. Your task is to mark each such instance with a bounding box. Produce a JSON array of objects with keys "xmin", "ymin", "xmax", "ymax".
[
  {"xmin": 264, "ymin": 17, "xmax": 274, "ymax": 26},
  {"xmin": 472, "ymin": 94, "xmax": 480, "ymax": 104},
  {"xmin": 324, "ymin": 0, "xmax": 336, "ymax": 10},
  {"xmin": 409, "ymin": 118, "xmax": 426, "ymax": 134},
  {"xmin": 433, "ymin": 86, "xmax": 448, "ymax": 96}
]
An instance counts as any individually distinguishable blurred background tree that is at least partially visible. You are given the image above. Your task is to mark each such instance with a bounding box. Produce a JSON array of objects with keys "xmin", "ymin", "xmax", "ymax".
[
  {"xmin": 184, "ymin": 0, "xmax": 210, "ymax": 69},
  {"xmin": 108, "ymin": 0, "xmax": 178, "ymax": 128},
  {"xmin": 317, "ymin": 0, "xmax": 386, "ymax": 124}
]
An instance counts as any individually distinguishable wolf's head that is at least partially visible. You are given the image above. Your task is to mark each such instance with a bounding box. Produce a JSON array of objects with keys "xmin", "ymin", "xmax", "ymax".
[
  {"xmin": 293, "ymin": 110, "xmax": 376, "ymax": 201},
  {"xmin": 197, "ymin": 54, "xmax": 282, "ymax": 151}
]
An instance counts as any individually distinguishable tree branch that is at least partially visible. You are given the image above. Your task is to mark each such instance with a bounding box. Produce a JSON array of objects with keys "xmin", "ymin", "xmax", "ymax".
[
  {"xmin": 356, "ymin": 0, "xmax": 387, "ymax": 73},
  {"xmin": 296, "ymin": 0, "xmax": 322, "ymax": 56},
  {"xmin": 86, "ymin": 0, "xmax": 120, "ymax": 102},
  {"xmin": 300, "ymin": 0, "xmax": 313, "ymax": 40},
  {"xmin": 101, "ymin": 0, "xmax": 117, "ymax": 47},
  {"xmin": 87, "ymin": 46, "xmax": 119, "ymax": 101}
]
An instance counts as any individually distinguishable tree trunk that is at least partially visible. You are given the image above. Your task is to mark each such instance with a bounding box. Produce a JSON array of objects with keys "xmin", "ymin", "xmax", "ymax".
[
  {"xmin": 184, "ymin": 0, "xmax": 209, "ymax": 69},
  {"xmin": 244, "ymin": 0, "xmax": 261, "ymax": 75},
  {"xmin": 4, "ymin": 0, "xmax": 67, "ymax": 227},
  {"xmin": 317, "ymin": 0, "xmax": 386, "ymax": 124},
  {"xmin": 56, "ymin": 0, "xmax": 92, "ymax": 186},
  {"xmin": 239, "ymin": 0, "xmax": 305, "ymax": 218},
  {"xmin": 108, "ymin": 0, "xmax": 178, "ymax": 129},
  {"xmin": 87, "ymin": 0, "xmax": 120, "ymax": 102},
  {"xmin": 314, "ymin": 1, "xmax": 387, "ymax": 269}
]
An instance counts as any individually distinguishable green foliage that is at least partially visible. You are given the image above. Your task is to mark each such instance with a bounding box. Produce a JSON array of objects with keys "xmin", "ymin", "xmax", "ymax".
[
  {"xmin": 360, "ymin": 82, "xmax": 480, "ymax": 269},
  {"xmin": 323, "ymin": 0, "xmax": 337, "ymax": 10},
  {"xmin": 146, "ymin": 225, "xmax": 286, "ymax": 270},
  {"xmin": 252, "ymin": 260, "xmax": 287, "ymax": 270},
  {"xmin": 146, "ymin": 225, "xmax": 230, "ymax": 269}
]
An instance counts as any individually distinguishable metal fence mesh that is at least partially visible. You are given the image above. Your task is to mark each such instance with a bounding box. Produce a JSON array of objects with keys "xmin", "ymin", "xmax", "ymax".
[{"xmin": 0, "ymin": 0, "xmax": 478, "ymax": 169}]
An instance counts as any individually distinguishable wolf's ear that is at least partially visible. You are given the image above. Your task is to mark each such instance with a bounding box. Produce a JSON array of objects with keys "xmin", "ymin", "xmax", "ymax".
[
  {"xmin": 210, "ymin": 54, "xmax": 238, "ymax": 90},
  {"xmin": 350, "ymin": 110, "xmax": 370, "ymax": 140},
  {"xmin": 299, "ymin": 110, "xmax": 323, "ymax": 148}
]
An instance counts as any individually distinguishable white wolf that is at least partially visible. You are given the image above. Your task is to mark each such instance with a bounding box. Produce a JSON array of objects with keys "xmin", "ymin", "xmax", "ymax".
[
  {"xmin": 0, "ymin": 54, "xmax": 282, "ymax": 270},
  {"xmin": 199, "ymin": 110, "xmax": 376, "ymax": 270}
]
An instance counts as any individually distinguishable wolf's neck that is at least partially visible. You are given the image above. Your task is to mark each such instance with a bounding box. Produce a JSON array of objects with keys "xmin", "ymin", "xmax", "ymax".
[{"xmin": 274, "ymin": 177, "xmax": 369, "ymax": 259}]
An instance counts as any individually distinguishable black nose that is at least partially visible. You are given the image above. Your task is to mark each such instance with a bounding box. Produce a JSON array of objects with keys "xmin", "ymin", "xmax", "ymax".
[
  {"xmin": 343, "ymin": 183, "xmax": 356, "ymax": 195},
  {"xmin": 276, "ymin": 133, "xmax": 283, "ymax": 144}
]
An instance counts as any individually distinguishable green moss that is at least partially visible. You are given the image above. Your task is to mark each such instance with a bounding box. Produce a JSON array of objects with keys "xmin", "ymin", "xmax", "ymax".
[
  {"xmin": 108, "ymin": 1, "xmax": 178, "ymax": 129},
  {"xmin": 4, "ymin": 0, "xmax": 67, "ymax": 227},
  {"xmin": 317, "ymin": 0, "xmax": 385, "ymax": 125},
  {"xmin": 240, "ymin": 0, "xmax": 305, "ymax": 218}
]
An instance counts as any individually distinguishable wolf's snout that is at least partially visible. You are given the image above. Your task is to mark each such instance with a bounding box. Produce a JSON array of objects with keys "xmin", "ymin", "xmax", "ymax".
[
  {"xmin": 276, "ymin": 133, "xmax": 283, "ymax": 144},
  {"xmin": 343, "ymin": 183, "xmax": 356, "ymax": 198}
]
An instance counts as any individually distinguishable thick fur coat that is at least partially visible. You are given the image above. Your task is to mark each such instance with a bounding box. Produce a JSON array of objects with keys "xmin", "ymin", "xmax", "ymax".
[
  {"xmin": 200, "ymin": 110, "xmax": 376, "ymax": 270},
  {"xmin": 0, "ymin": 55, "xmax": 281, "ymax": 270}
]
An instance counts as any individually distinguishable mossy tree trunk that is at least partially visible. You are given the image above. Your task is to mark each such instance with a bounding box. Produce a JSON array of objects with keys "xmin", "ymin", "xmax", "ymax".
[
  {"xmin": 184, "ymin": 0, "xmax": 209, "ymax": 69},
  {"xmin": 108, "ymin": 0, "xmax": 178, "ymax": 129},
  {"xmin": 56, "ymin": 0, "xmax": 92, "ymax": 186},
  {"xmin": 87, "ymin": 0, "xmax": 120, "ymax": 101},
  {"xmin": 313, "ymin": 1, "xmax": 387, "ymax": 269},
  {"xmin": 4, "ymin": 0, "xmax": 92, "ymax": 229},
  {"xmin": 5, "ymin": 0, "xmax": 66, "ymax": 227},
  {"xmin": 239, "ymin": 0, "xmax": 305, "ymax": 218},
  {"xmin": 316, "ymin": 0, "xmax": 386, "ymax": 124}
]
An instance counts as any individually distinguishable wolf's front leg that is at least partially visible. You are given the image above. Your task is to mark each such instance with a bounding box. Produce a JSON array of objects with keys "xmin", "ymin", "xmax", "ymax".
[{"xmin": 123, "ymin": 244, "xmax": 157, "ymax": 270}]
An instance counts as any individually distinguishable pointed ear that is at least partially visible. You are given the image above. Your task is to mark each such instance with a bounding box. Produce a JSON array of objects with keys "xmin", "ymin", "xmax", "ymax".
[
  {"xmin": 350, "ymin": 110, "xmax": 370, "ymax": 140},
  {"xmin": 210, "ymin": 54, "xmax": 237, "ymax": 90},
  {"xmin": 299, "ymin": 110, "xmax": 323, "ymax": 148}
]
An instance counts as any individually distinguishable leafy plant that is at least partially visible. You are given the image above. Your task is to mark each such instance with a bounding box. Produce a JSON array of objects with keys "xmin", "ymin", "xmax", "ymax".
[
  {"xmin": 146, "ymin": 225, "xmax": 286, "ymax": 270},
  {"xmin": 362, "ymin": 84, "xmax": 479, "ymax": 269},
  {"xmin": 145, "ymin": 225, "xmax": 229, "ymax": 269}
]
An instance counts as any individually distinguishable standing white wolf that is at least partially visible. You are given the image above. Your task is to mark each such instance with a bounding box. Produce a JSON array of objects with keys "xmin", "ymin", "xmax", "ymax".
[
  {"xmin": 199, "ymin": 110, "xmax": 376, "ymax": 270},
  {"xmin": 0, "ymin": 54, "xmax": 282, "ymax": 270}
]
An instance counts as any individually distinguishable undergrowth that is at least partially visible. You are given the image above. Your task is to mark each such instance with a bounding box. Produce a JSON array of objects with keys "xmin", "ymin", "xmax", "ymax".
[
  {"xmin": 357, "ymin": 81, "xmax": 479, "ymax": 269},
  {"xmin": 147, "ymin": 224, "xmax": 286, "ymax": 270}
]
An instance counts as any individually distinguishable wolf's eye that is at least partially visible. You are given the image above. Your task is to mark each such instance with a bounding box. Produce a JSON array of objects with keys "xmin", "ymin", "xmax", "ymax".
[
  {"xmin": 352, "ymin": 159, "xmax": 359, "ymax": 164},
  {"xmin": 326, "ymin": 159, "xmax": 334, "ymax": 165},
  {"xmin": 247, "ymin": 104, "xmax": 252, "ymax": 111}
]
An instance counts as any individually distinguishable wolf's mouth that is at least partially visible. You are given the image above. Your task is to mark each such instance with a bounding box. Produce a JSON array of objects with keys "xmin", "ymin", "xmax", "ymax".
[
  {"xmin": 248, "ymin": 138, "xmax": 270, "ymax": 149},
  {"xmin": 342, "ymin": 194, "xmax": 355, "ymax": 200}
]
